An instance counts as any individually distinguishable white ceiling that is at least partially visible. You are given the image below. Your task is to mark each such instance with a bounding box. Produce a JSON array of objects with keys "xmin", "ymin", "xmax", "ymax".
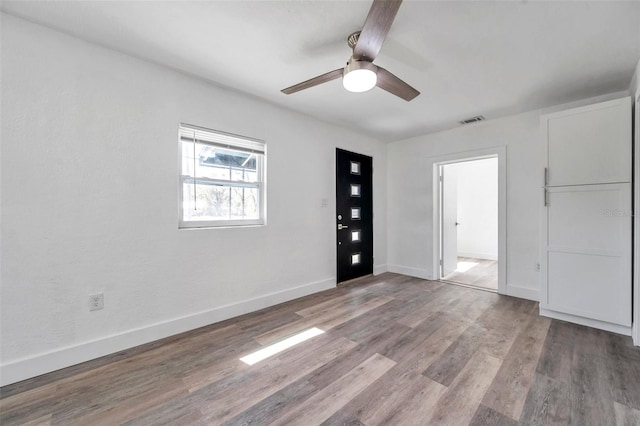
[{"xmin": 3, "ymin": 0, "xmax": 640, "ymax": 141}]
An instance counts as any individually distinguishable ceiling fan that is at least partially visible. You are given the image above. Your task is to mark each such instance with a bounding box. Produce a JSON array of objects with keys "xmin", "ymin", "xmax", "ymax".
[{"xmin": 281, "ymin": 0, "xmax": 420, "ymax": 101}]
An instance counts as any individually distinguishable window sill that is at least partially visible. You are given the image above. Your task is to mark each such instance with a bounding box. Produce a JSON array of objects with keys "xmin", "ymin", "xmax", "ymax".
[{"xmin": 179, "ymin": 220, "xmax": 266, "ymax": 230}]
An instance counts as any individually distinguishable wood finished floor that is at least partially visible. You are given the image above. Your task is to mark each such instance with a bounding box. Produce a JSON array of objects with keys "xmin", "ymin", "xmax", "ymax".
[
  {"xmin": 442, "ymin": 257, "xmax": 498, "ymax": 291},
  {"xmin": 2, "ymin": 273, "xmax": 639, "ymax": 425}
]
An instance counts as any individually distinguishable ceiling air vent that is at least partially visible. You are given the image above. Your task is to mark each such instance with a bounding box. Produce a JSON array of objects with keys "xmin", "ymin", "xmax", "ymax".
[{"xmin": 459, "ymin": 115, "xmax": 485, "ymax": 125}]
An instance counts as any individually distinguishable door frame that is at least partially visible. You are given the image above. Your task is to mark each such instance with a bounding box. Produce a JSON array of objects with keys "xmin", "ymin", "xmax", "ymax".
[
  {"xmin": 335, "ymin": 148, "xmax": 374, "ymax": 284},
  {"xmin": 634, "ymin": 93, "xmax": 639, "ymax": 346},
  {"xmin": 431, "ymin": 146, "xmax": 507, "ymax": 295}
]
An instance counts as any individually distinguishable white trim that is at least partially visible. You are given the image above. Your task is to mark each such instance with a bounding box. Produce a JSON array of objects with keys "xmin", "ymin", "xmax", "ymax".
[
  {"xmin": 540, "ymin": 308, "xmax": 632, "ymax": 336},
  {"xmin": 387, "ymin": 264, "xmax": 432, "ymax": 280},
  {"xmin": 178, "ymin": 124, "xmax": 267, "ymax": 229},
  {"xmin": 373, "ymin": 264, "xmax": 388, "ymax": 276},
  {"xmin": 457, "ymin": 252, "xmax": 498, "ymax": 261},
  {"xmin": 0, "ymin": 277, "xmax": 335, "ymax": 386},
  {"xmin": 506, "ymin": 284, "xmax": 539, "ymax": 302},
  {"xmin": 634, "ymin": 92, "xmax": 640, "ymax": 346},
  {"xmin": 430, "ymin": 146, "xmax": 508, "ymax": 296}
]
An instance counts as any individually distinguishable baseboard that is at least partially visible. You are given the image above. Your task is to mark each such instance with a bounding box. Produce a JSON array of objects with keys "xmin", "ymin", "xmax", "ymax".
[
  {"xmin": 457, "ymin": 252, "xmax": 498, "ymax": 261},
  {"xmin": 540, "ymin": 308, "xmax": 632, "ymax": 336},
  {"xmin": 387, "ymin": 264, "xmax": 432, "ymax": 280},
  {"xmin": 0, "ymin": 277, "xmax": 336, "ymax": 386},
  {"xmin": 373, "ymin": 264, "xmax": 388, "ymax": 276},
  {"xmin": 506, "ymin": 284, "xmax": 539, "ymax": 302}
]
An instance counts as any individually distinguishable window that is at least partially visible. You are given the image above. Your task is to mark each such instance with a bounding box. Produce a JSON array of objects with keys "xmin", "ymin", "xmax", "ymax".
[{"xmin": 179, "ymin": 124, "xmax": 266, "ymax": 228}]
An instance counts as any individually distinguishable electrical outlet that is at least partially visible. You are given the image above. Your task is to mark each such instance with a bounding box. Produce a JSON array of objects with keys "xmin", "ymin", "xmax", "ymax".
[
  {"xmin": 535, "ymin": 262, "xmax": 541, "ymax": 272},
  {"xmin": 89, "ymin": 293, "xmax": 104, "ymax": 311}
]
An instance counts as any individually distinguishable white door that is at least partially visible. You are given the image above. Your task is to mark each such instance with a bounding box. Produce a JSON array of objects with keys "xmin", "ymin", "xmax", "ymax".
[
  {"xmin": 541, "ymin": 97, "xmax": 632, "ymax": 329},
  {"xmin": 543, "ymin": 184, "xmax": 631, "ymax": 326},
  {"xmin": 441, "ymin": 165, "xmax": 458, "ymax": 277}
]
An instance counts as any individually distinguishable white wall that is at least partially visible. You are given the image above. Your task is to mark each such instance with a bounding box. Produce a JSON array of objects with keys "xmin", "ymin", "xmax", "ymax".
[
  {"xmin": 0, "ymin": 14, "xmax": 388, "ymax": 385},
  {"xmin": 387, "ymin": 111, "xmax": 541, "ymax": 300},
  {"xmin": 447, "ymin": 158, "xmax": 498, "ymax": 260}
]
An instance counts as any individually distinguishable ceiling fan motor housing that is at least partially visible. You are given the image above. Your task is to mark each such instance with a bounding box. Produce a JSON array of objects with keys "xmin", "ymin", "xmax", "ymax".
[{"xmin": 344, "ymin": 58, "xmax": 378, "ymax": 76}]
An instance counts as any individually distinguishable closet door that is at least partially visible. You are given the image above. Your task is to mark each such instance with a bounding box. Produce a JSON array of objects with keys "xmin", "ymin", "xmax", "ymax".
[
  {"xmin": 543, "ymin": 183, "xmax": 631, "ymax": 326},
  {"xmin": 541, "ymin": 97, "xmax": 632, "ymax": 331},
  {"xmin": 546, "ymin": 98, "xmax": 631, "ymax": 186}
]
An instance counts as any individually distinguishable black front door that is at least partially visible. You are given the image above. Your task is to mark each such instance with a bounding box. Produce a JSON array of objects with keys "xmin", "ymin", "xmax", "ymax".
[{"xmin": 336, "ymin": 148, "xmax": 373, "ymax": 283}]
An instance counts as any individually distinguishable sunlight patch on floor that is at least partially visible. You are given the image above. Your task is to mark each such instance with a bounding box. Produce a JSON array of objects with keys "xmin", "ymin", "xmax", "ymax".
[
  {"xmin": 240, "ymin": 327, "xmax": 325, "ymax": 365},
  {"xmin": 455, "ymin": 261, "xmax": 479, "ymax": 273}
]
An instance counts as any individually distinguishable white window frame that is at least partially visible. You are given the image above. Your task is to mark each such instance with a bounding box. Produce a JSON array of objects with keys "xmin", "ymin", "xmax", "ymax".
[{"xmin": 178, "ymin": 123, "xmax": 266, "ymax": 229}]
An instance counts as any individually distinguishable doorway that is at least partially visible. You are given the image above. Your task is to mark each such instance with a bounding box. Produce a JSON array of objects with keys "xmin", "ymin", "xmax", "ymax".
[
  {"xmin": 437, "ymin": 155, "xmax": 501, "ymax": 292},
  {"xmin": 336, "ymin": 148, "xmax": 373, "ymax": 283}
]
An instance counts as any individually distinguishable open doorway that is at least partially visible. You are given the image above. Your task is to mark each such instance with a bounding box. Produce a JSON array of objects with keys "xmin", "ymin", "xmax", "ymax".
[{"xmin": 439, "ymin": 157, "xmax": 499, "ymax": 291}]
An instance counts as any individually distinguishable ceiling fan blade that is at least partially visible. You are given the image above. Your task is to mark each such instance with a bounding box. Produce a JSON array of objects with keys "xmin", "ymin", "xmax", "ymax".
[
  {"xmin": 353, "ymin": 0, "xmax": 403, "ymax": 62},
  {"xmin": 376, "ymin": 66, "xmax": 420, "ymax": 101},
  {"xmin": 281, "ymin": 68, "xmax": 344, "ymax": 94}
]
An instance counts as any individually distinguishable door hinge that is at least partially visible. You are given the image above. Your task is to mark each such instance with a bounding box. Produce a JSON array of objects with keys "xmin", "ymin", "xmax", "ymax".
[{"xmin": 439, "ymin": 259, "xmax": 443, "ymax": 265}]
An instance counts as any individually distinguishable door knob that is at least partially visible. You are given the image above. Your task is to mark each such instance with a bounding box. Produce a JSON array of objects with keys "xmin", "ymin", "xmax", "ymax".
[{"xmin": 338, "ymin": 224, "xmax": 349, "ymax": 230}]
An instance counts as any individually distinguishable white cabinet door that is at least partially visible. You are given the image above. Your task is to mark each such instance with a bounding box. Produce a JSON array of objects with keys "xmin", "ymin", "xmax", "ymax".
[
  {"xmin": 541, "ymin": 97, "xmax": 632, "ymax": 331},
  {"xmin": 544, "ymin": 97, "xmax": 631, "ymax": 186},
  {"xmin": 541, "ymin": 184, "xmax": 631, "ymax": 326}
]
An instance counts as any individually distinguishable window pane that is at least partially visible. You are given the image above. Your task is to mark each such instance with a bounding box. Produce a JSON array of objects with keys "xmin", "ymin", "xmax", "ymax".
[
  {"xmin": 350, "ymin": 161, "xmax": 361, "ymax": 175},
  {"xmin": 181, "ymin": 141, "xmax": 259, "ymax": 182},
  {"xmin": 351, "ymin": 207, "xmax": 361, "ymax": 220},
  {"xmin": 182, "ymin": 182, "xmax": 259, "ymax": 222},
  {"xmin": 179, "ymin": 124, "xmax": 265, "ymax": 228},
  {"xmin": 350, "ymin": 184, "xmax": 361, "ymax": 197}
]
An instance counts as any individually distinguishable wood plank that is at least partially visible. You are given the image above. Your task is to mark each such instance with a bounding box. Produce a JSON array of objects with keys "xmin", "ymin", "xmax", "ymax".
[
  {"xmin": 614, "ymin": 401, "xmax": 640, "ymax": 426},
  {"xmin": 196, "ymin": 336, "xmax": 357, "ymax": 423},
  {"xmin": 253, "ymin": 295, "xmax": 393, "ymax": 345},
  {"xmin": 20, "ymin": 414, "xmax": 52, "ymax": 426},
  {"xmin": 66, "ymin": 380, "xmax": 187, "ymax": 425},
  {"xmin": 222, "ymin": 380, "xmax": 318, "ymax": 426},
  {"xmin": 305, "ymin": 322, "xmax": 413, "ymax": 391},
  {"xmin": 268, "ymin": 353, "xmax": 396, "ymax": 426},
  {"xmin": 422, "ymin": 322, "xmax": 486, "ymax": 386},
  {"xmin": 519, "ymin": 373, "xmax": 571, "ymax": 425},
  {"xmin": 604, "ymin": 333, "xmax": 640, "ymax": 410},
  {"xmin": 374, "ymin": 374, "xmax": 447, "ymax": 425},
  {"xmin": 570, "ymin": 351, "xmax": 616, "ymax": 425},
  {"xmin": 381, "ymin": 311, "xmax": 458, "ymax": 363},
  {"xmin": 469, "ymin": 404, "xmax": 517, "ymax": 426},
  {"xmin": 321, "ymin": 363, "xmax": 443, "ymax": 425},
  {"xmin": 481, "ymin": 314, "xmax": 551, "ymax": 420},
  {"xmin": 535, "ymin": 321, "xmax": 574, "ymax": 383},
  {"xmin": 427, "ymin": 350, "xmax": 502, "ymax": 425}
]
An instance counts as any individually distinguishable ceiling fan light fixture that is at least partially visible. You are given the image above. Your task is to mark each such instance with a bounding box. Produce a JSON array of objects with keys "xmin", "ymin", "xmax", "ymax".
[{"xmin": 343, "ymin": 60, "xmax": 377, "ymax": 93}]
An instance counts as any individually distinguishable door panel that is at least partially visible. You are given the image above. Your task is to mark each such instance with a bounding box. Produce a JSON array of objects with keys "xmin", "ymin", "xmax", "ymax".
[
  {"xmin": 548, "ymin": 251, "xmax": 629, "ymax": 325},
  {"xmin": 547, "ymin": 185, "xmax": 625, "ymax": 252},
  {"xmin": 542, "ymin": 183, "xmax": 631, "ymax": 327},
  {"xmin": 336, "ymin": 149, "xmax": 373, "ymax": 283},
  {"xmin": 441, "ymin": 166, "xmax": 458, "ymax": 276},
  {"xmin": 546, "ymin": 98, "xmax": 631, "ymax": 186}
]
